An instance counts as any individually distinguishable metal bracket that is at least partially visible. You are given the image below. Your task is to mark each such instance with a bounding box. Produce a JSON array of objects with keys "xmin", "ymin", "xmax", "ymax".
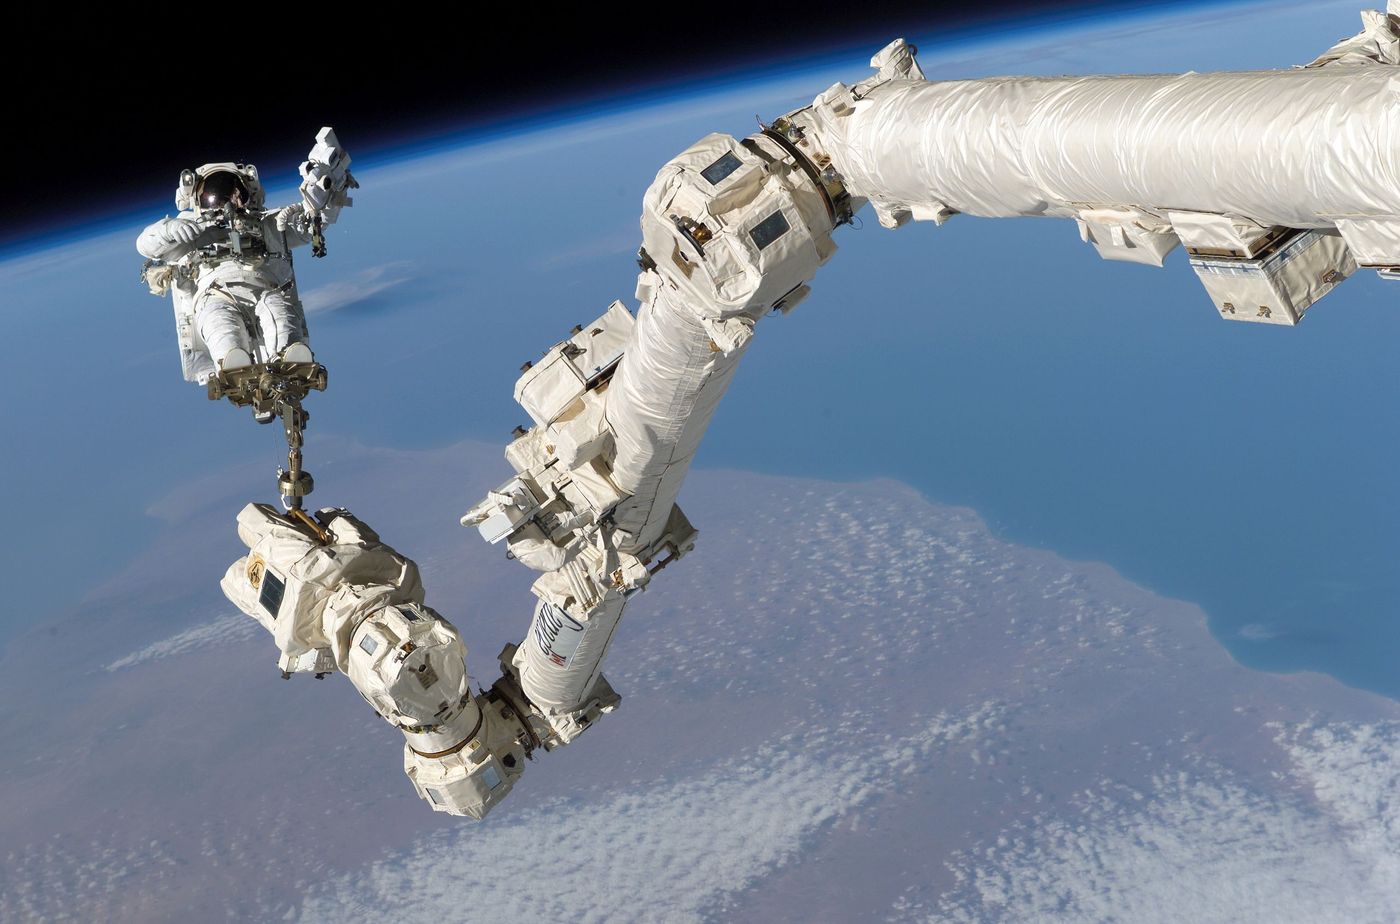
[{"xmin": 207, "ymin": 358, "xmax": 328, "ymax": 507}]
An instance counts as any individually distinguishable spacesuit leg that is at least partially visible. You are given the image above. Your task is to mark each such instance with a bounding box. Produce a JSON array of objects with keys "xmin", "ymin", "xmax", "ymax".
[
  {"xmin": 254, "ymin": 288, "xmax": 310, "ymax": 357},
  {"xmin": 194, "ymin": 289, "xmax": 253, "ymax": 369}
]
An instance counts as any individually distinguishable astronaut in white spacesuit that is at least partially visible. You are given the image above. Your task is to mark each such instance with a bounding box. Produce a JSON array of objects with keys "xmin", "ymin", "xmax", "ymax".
[{"xmin": 136, "ymin": 128, "xmax": 355, "ymax": 391}]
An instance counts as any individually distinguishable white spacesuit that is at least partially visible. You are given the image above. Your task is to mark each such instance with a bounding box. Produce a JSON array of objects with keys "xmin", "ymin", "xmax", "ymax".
[{"xmin": 136, "ymin": 128, "xmax": 355, "ymax": 384}]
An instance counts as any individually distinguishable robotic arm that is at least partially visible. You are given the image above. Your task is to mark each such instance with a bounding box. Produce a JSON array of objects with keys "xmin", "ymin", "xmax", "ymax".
[
  {"xmin": 223, "ymin": 7, "xmax": 1400, "ymax": 818},
  {"xmin": 221, "ymin": 78, "xmax": 843, "ymax": 815},
  {"xmin": 221, "ymin": 502, "xmax": 530, "ymax": 819}
]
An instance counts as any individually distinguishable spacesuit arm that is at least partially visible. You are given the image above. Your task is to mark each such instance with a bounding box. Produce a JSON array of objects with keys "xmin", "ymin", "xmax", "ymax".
[
  {"xmin": 284, "ymin": 125, "xmax": 357, "ymax": 249},
  {"xmin": 261, "ymin": 128, "xmax": 357, "ymax": 252},
  {"xmin": 135, "ymin": 212, "xmax": 222, "ymax": 261},
  {"xmin": 270, "ymin": 201, "xmax": 343, "ymax": 249}
]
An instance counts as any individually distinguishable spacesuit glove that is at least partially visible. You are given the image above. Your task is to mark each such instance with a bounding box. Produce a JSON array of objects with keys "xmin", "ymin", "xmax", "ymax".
[
  {"xmin": 274, "ymin": 203, "xmax": 307, "ymax": 233},
  {"xmin": 165, "ymin": 218, "xmax": 204, "ymax": 245}
]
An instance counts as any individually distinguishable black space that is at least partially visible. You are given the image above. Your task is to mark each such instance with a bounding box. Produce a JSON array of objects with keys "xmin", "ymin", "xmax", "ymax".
[{"xmin": 10, "ymin": 0, "xmax": 1201, "ymax": 246}]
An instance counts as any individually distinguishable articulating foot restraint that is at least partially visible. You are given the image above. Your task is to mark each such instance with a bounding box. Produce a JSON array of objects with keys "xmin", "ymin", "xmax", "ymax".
[{"xmin": 207, "ymin": 356, "xmax": 328, "ymax": 509}]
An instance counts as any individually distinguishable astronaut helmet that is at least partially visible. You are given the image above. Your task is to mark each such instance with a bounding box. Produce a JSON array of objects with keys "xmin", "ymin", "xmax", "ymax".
[
  {"xmin": 176, "ymin": 162, "xmax": 265, "ymax": 212},
  {"xmin": 197, "ymin": 169, "xmax": 252, "ymax": 209}
]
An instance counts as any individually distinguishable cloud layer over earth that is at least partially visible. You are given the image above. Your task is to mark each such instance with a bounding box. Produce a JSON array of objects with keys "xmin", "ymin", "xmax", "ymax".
[
  {"xmin": 926, "ymin": 723, "xmax": 1400, "ymax": 923},
  {"xmin": 300, "ymin": 261, "xmax": 415, "ymax": 315},
  {"xmin": 2, "ymin": 441, "xmax": 1398, "ymax": 922},
  {"xmin": 303, "ymin": 708, "xmax": 999, "ymax": 923},
  {"xmin": 103, "ymin": 612, "xmax": 256, "ymax": 673}
]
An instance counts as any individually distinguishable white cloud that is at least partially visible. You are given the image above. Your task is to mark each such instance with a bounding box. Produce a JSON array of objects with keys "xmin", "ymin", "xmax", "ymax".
[
  {"xmin": 532, "ymin": 229, "xmax": 638, "ymax": 270},
  {"xmin": 104, "ymin": 613, "xmax": 257, "ymax": 672},
  {"xmin": 301, "ymin": 261, "xmax": 415, "ymax": 315},
  {"xmin": 1238, "ymin": 623, "xmax": 1277, "ymax": 641},
  {"xmin": 913, "ymin": 722, "xmax": 1400, "ymax": 924},
  {"xmin": 298, "ymin": 704, "xmax": 1002, "ymax": 923},
  {"xmin": 0, "ymin": 833, "xmax": 184, "ymax": 923},
  {"xmin": 1284, "ymin": 723, "xmax": 1400, "ymax": 893}
]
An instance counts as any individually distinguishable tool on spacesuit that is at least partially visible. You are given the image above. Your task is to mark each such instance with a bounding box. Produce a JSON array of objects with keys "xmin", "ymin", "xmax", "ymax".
[
  {"xmin": 298, "ymin": 127, "xmax": 359, "ymax": 258},
  {"xmin": 197, "ymin": 201, "xmax": 264, "ymax": 257}
]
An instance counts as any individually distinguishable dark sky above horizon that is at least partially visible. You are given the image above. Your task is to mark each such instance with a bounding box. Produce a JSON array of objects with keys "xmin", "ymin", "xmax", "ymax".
[{"xmin": 10, "ymin": 0, "xmax": 1219, "ymax": 246}]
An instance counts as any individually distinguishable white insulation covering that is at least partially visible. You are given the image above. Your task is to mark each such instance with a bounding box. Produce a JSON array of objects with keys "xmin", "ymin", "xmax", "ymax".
[
  {"xmin": 605, "ymin": 133, "xmax": 832, "ymax": 553},
  {"xmin": 604, "ymin": 56, "xmax": 1400, "ymax": 564},
  {"xmin": 516, "ymin": 594, "xmax": 627, "ymax": 712},
  {"xmin": 606, "ymin": 285, "xmax": 750, "ymax": 550},
  {"xmin": 819, "ymin": 67, "xmax": 1400, "ymax": 229}
]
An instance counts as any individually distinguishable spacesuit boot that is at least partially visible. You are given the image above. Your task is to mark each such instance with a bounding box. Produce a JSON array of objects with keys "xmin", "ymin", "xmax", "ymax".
[
  {"xmin": 268, "ymin": 342, "xmax": 328, "ymax": 395},
  {"xmin": 208, "ymin": 348, "xmax": 279, "ymax": 421},
  {"xmin": 222, "ymin": 348, "xmax": 253, "ymax": 370},
  {"xmin": 279, "ymin": 343, "xmax": 313, "ymax": 365},
  {"xmin": 208, "ymin": 348, "xmax": 258, "ymax": 400}
]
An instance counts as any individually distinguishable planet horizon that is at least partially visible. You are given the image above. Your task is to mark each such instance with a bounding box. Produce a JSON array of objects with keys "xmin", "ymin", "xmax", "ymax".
[{"xmin": 4, "ymin": 1, "xmax": 1400, "ymax": 920}]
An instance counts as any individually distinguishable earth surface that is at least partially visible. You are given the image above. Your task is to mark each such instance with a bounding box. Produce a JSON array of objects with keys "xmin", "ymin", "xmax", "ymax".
[{"xmin": 3, "ymin": 1, "xmax": 1400, "ymax": 921}]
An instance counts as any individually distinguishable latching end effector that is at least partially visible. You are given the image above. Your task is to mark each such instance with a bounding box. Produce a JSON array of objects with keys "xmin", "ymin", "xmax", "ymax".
[{"xmin": 220, "ymin": 502, "xmax": 535, "ymax": 819}]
